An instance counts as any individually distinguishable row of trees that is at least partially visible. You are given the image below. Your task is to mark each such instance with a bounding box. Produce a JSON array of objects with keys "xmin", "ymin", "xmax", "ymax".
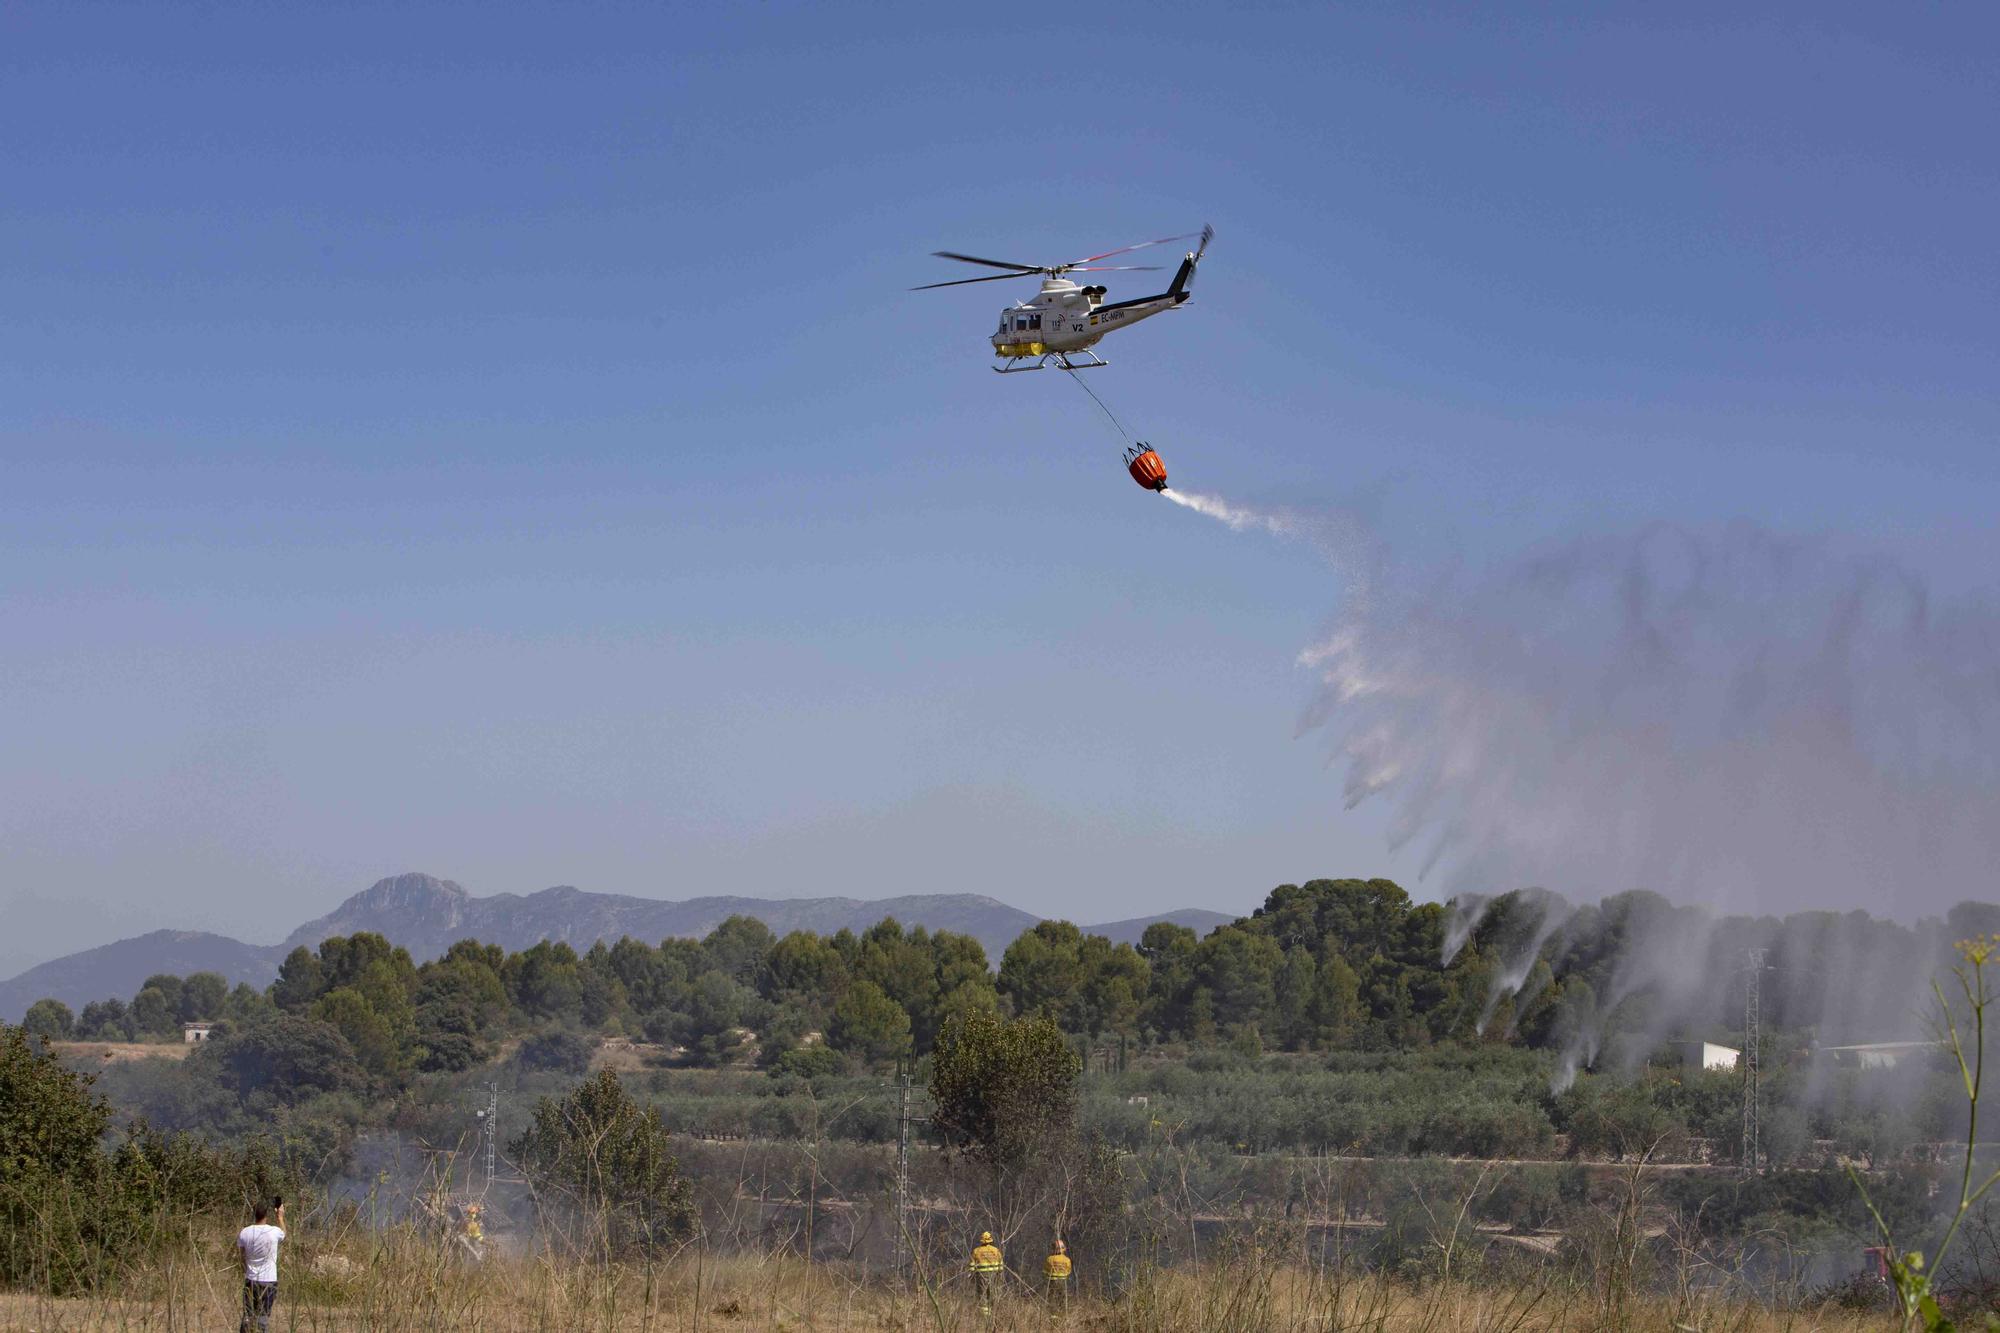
[
  {"xmin": 30, "ymin": 880, "xmax": 2000, "ymax": 1096},
  {"xmin": 25, "ymin": 971, "xmax": 268, "ymax": 1045},
  {"xmin": 32, "ymin": 881, "xmax": 1452, "ymax": 1089},
  {"xmin": 998, "ymin": 879, "xmax": 1589, "ymax": 1052}
]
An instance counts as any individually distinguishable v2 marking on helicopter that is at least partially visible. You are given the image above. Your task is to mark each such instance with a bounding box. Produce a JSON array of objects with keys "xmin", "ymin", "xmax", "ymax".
[{"xmin": 913, "ymin": 226, "xmax": 1213, "ymax": 373}]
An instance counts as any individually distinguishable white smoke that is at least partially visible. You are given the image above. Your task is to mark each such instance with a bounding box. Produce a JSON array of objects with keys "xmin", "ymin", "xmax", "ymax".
[
  {"xmin": 1474, "ymin": 889, "xmax": 1574, "ymax": 1036},
  {"xmin": 1298, "ymin": 521, "xmax": 2000, "ymax": 919},
  {"xmin": 1172, "ymin": 490, "xmax": 2000, "ymax": 1089},
  {"xmin": 1441, "ymin": 893, "xmax": 1492, "ymax": 966},
  {"xmin": 1161, "ymin": 488, "xmax": 1306, "ymax": 538},
  {"xmin": 1299, "ymin": 521, "xmax": 2000, "ymax": 1091}
]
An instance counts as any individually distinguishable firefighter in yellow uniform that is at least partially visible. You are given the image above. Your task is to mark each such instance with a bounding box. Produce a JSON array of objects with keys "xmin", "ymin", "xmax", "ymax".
[
  {"xmin": 1044, "ymin": 1238, "xmax": 1072, "ymax": 1313},
  {"xmin": 969, "ymin": 1230, "xmax": 1004, "ymax": 1314}
]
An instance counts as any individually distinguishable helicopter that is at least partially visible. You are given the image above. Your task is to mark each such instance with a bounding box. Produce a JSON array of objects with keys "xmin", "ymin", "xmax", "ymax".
[{"xmin": 913, "ymin": 225, "xmax": 1213, "ymax": 373}]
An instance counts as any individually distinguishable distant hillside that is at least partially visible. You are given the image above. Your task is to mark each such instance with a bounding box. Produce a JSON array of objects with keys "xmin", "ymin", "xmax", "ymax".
[
  {"xmin": 3, "ymin": 873, "xmax": 1236, "ymax": 1020},
  {"xmin": 1085, "ymin": 909, "xmax": 1236, "ymax": 947},
  {"xmin": 277, "ymin": 872, "xmax": 1074, "ymax": 967},
  {"xmin": 0, "ymin": 930, "xmax": 284, "ymax": 1025}
]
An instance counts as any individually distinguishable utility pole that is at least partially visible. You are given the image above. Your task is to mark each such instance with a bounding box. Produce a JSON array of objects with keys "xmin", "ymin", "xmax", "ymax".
[
  {"xmin": 890, "ymin": 1065, "xmax": 928, "ymax": 1282},
  {"xmin": 1741, "ymin": 949, "xmax": 1765, "ymax": 1171},
  {"xmin": 484, "ymin": 1083, "xmax": 498, "ymax": 1190},
  {"xmin": 895, "ymin": 1069, "xmax": 912, "ymax": 1279}
]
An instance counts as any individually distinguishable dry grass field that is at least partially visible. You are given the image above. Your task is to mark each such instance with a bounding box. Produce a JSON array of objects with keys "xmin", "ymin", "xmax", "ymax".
[
  {"xmin": 49, "ymin": 1041, "xmax": 192, "ymax": 1066},
  {"xmin": 0, "ymin": 1246, "xmax": 1894, "ymax": 1332}
]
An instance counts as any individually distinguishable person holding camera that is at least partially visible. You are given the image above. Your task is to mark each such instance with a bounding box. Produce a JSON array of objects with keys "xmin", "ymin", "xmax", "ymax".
[{"xmin": 235, "ymin": 1196, "xmax": 285, "ymax": 1332}]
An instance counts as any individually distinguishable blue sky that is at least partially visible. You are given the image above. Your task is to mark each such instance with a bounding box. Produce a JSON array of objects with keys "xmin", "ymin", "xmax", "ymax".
[{"xmin": 2, "ymin": 3, "xmax": 1995, "ymax": 973}]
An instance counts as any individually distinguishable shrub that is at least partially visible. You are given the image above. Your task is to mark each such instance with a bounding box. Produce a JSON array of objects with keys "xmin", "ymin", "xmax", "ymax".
[
  {"xmin": 768, "ymin": 1044, "xmax": 841, "ymax": 1082},
  {"xmin": 515, "ymin": 1029, "xmax": 593, "ymax": 1075},
  {"xmin": 510, "ymin": 1069, "xmax": 695, "ymax": 1256},
  {"xmin": 930, "ymin": 1011, "xmax": 1078, "ymax": 1172},
  {"xmin": 22, "ymin": 999, "xmax": 74, "ymax": 1041}
]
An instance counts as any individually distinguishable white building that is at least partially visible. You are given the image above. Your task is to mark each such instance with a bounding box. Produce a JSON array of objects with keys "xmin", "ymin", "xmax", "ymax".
[
  {"xmin": 182, "ymin": 1022, "xmax": 215, "ymax": 1044},
  {"xmin": 1678, "ymin": 1040, "xmax": 1740, "ymax": 1072}
]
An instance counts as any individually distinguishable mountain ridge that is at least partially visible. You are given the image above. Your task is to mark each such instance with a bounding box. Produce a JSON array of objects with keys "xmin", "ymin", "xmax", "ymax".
[{"xmin": 2, "ymin": 873, "xmax": 1235, "ymax": 1021}]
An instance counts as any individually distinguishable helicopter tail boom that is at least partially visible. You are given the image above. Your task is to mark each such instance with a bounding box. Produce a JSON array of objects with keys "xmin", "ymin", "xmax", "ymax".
[
  {"xmin": 1094, "ymin": 224, "xmax": 1212, "ymax": 317},
  {"xmin": 1166, "ymin": 224, "xmax": 1214, "ymax": 302}
]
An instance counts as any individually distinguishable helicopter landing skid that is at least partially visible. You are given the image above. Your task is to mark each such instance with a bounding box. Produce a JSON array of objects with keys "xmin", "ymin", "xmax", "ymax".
[{"xmin": 994, "ymin": 350, "xmax": 1109, "ymax": 374}]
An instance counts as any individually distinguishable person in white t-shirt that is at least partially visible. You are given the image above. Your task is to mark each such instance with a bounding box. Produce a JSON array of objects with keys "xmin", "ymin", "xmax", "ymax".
[{"xmin": 235, "ymin": 1198, "xmax": 285, "ymax": 1333}]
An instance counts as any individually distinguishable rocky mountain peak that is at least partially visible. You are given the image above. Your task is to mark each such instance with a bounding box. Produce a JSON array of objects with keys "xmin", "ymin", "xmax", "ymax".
[{"xmin": 280, "ymin": 872, "xmax": 469, "ymax": 952}]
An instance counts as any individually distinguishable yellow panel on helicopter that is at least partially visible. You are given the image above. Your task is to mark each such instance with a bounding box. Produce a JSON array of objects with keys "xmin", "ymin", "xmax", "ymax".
[{"xmin": 995, "ymin": 342, "xmax": 1047, "ymax": 357}]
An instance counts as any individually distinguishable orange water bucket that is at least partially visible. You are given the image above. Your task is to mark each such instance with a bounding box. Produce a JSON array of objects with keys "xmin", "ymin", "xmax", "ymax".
[{"xmin": 1124, "ymin": 446, "xmax": 1168, "ymax": 492}]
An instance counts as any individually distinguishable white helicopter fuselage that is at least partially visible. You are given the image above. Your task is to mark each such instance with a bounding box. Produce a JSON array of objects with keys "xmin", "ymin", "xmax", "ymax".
[
  {"xmin": 990, "ymin": 276, "xmax": 1180, "ymax": 359},
  {"xmin": 912, "ymin": 224, "xmax": 1210, "ymax": 373}
]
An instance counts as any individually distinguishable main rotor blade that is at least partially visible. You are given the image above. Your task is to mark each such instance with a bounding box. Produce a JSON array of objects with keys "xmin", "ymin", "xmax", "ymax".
[
  {"xmin": 1068, "ymin": 264, "xmax": 1163, "ymax": 272},
  {"xmin": 1067, "ymin": 232, "xmax": 1202, "ymax": 266},
  {"xmin": 910, "ymin": 271, "xmax": 1035, "ymax": 291},
  {"xmin": 930, "ymin": 250, "xmax": 1043, "ymax": 272}
]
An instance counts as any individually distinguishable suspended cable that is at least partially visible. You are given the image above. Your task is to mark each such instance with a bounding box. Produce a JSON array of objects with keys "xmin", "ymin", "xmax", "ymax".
[{"xmin": 1063, "ymin": 368, "xmax": 1133, "ymax": 445}]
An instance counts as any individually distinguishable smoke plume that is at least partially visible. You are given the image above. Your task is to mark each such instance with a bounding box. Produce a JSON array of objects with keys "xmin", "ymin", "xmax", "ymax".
[
  {"xmin": 1296, "ymin": 520, "xmax": 2000, "ymax": 919},
  {"xmin": 1162, "ymin": 488, "xmax": 1306, "ymax": 538},
  {"xmin": 1169, "ymin": 495, "xmax": 2000, "ymax": 1085}
]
